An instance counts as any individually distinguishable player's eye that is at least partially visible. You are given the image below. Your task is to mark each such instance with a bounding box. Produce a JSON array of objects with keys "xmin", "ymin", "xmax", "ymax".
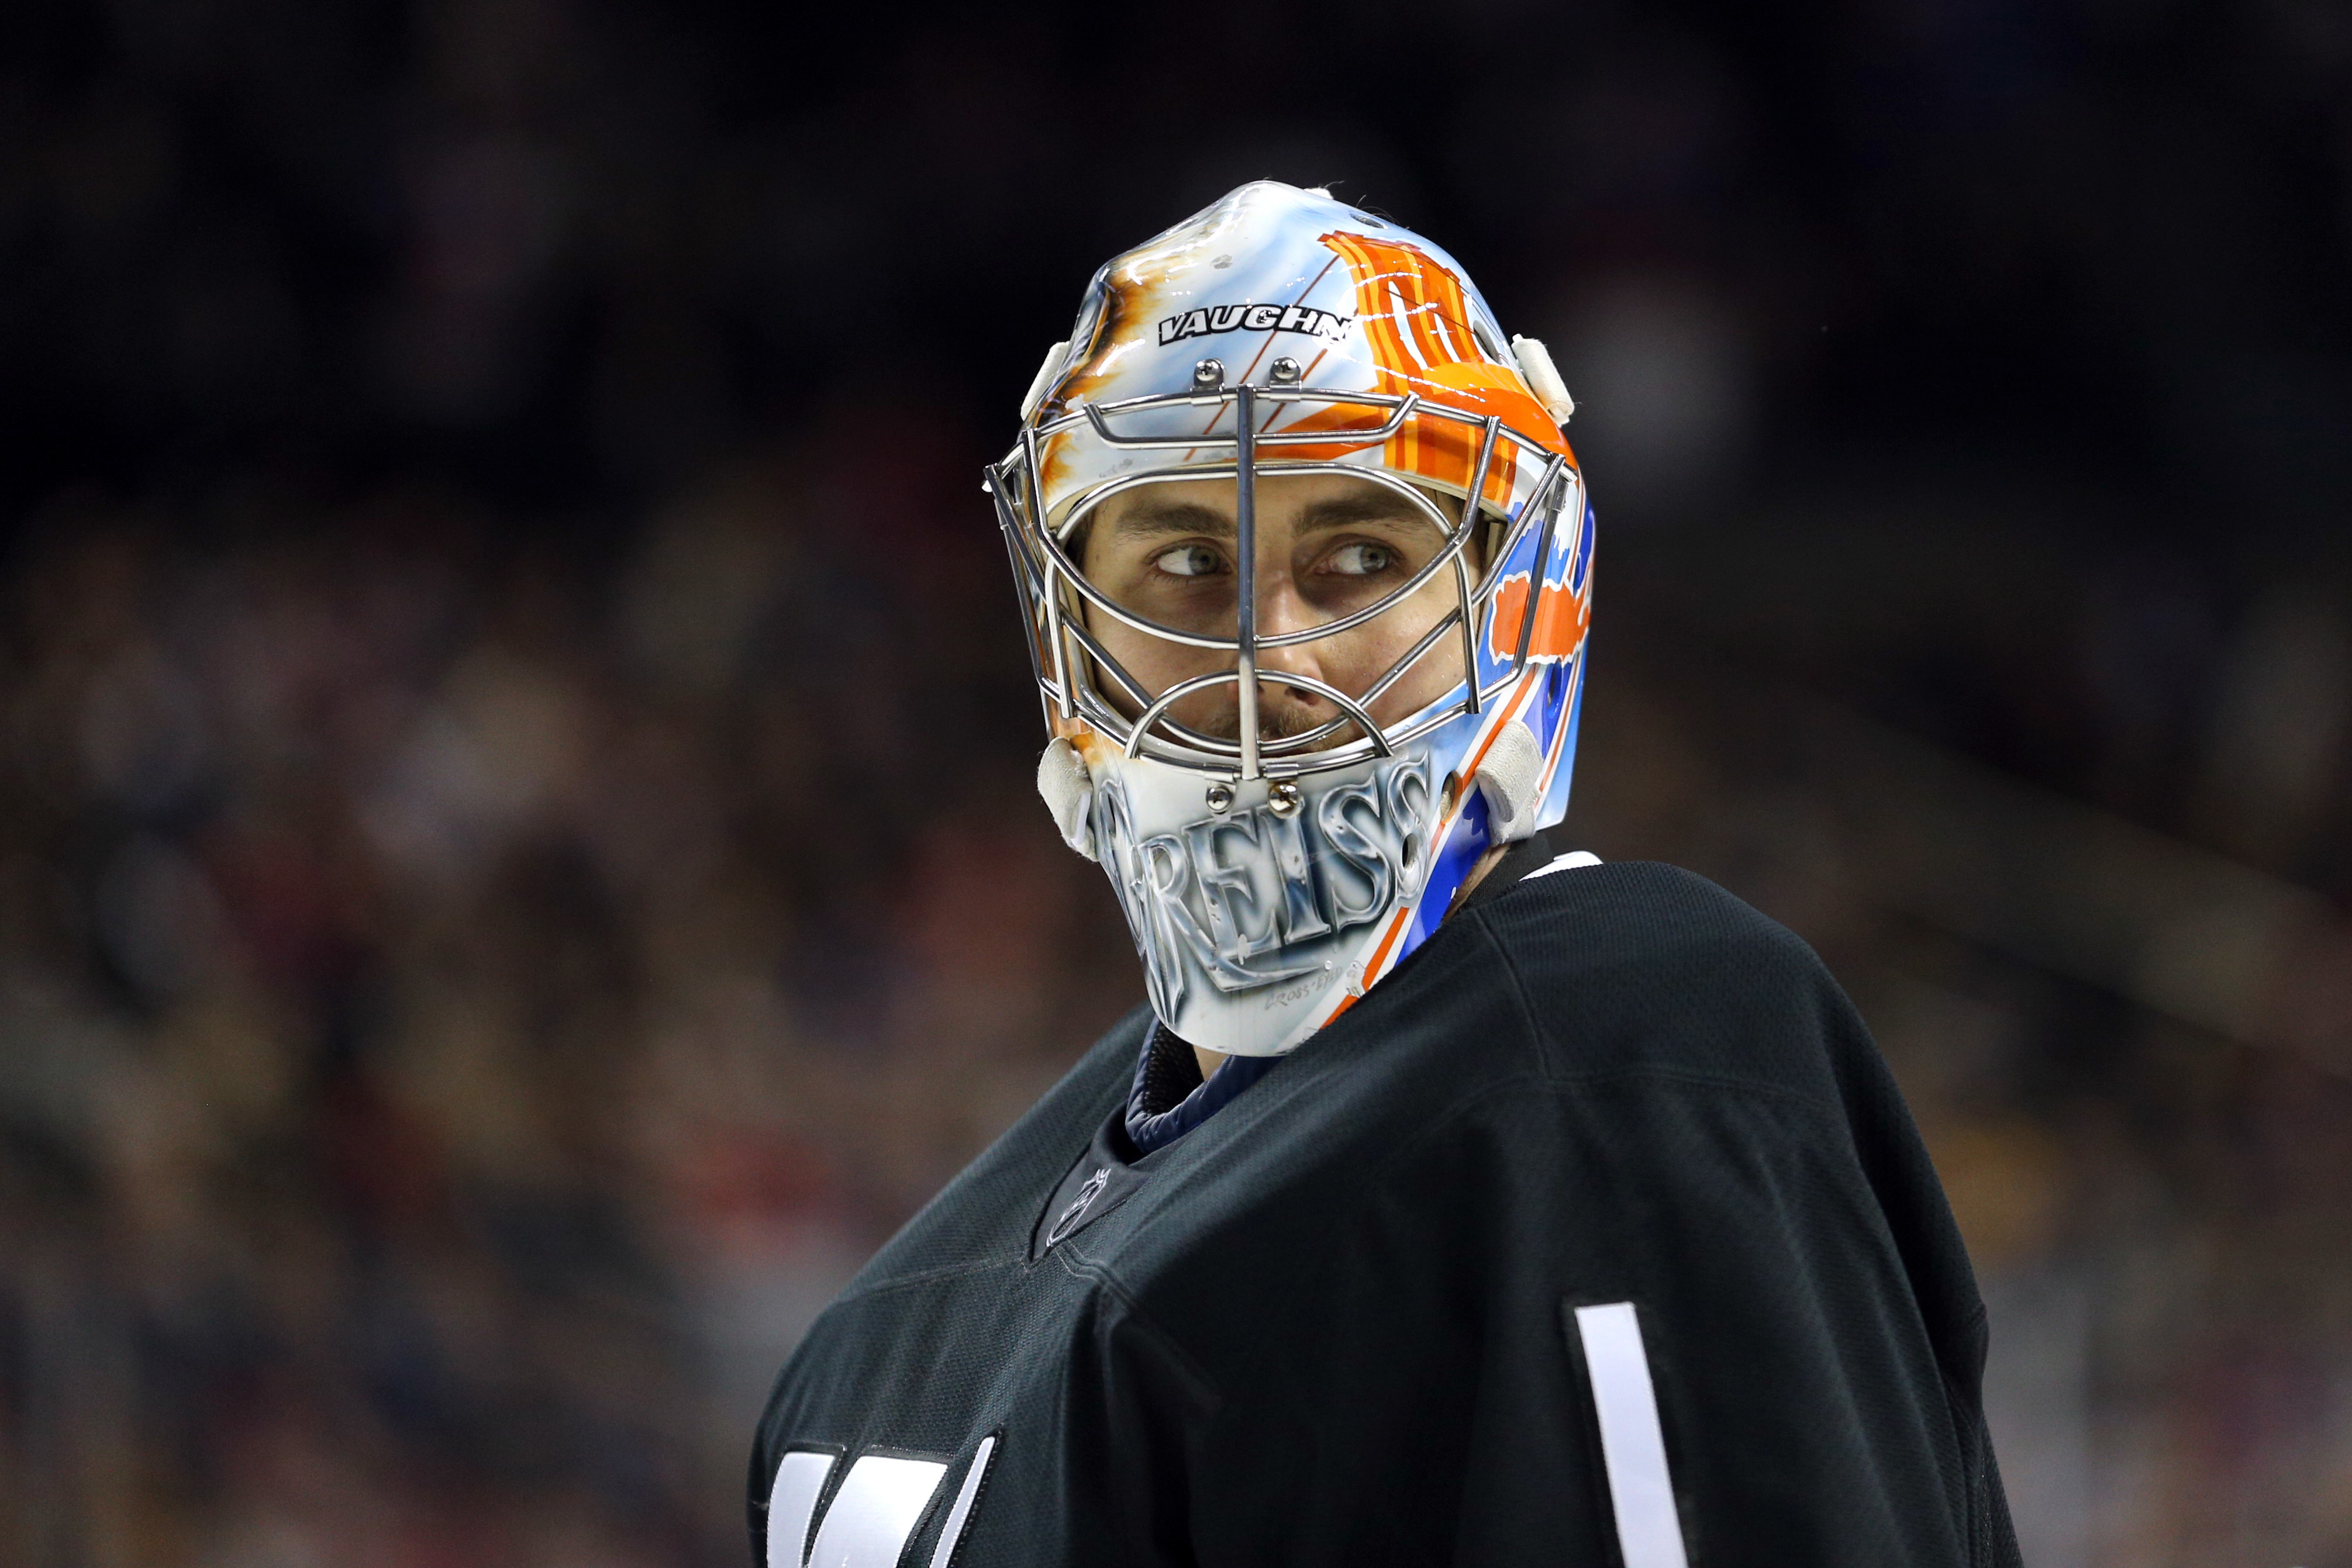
[
  {"xmin": 1151, "ymin": 543, "xmax": 1225, "ymax": 579},
  {"xmin": 1323, "ymin": 541, "xmax": 1396, "ymax": 576}
]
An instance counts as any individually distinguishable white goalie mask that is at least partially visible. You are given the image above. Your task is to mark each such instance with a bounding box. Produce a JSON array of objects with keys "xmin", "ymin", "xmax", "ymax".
[{"xmin": 990, "ymin": 181, "xmax": 1594, "ymax": 1058}]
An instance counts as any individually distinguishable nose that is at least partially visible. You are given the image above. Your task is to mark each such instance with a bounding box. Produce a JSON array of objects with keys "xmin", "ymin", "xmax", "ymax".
[{"xmin": 1249, "ymin": 573, "xmax": 1328, "ymax": 706}]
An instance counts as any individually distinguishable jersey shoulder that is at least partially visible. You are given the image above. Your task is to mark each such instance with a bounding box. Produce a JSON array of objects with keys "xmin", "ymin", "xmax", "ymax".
[
  {"xmin": 1468, "ymin": 859, "xmax": 1864, "ymax": 1106},
  {"xmin": 833, "ymin": 1004, "xmax": 1149, "ymax": 1296}
]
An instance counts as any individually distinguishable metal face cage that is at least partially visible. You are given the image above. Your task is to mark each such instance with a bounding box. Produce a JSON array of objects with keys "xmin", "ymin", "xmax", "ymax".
[{"xmin": 987, "ymin": 379, "xmax": 1579, "ymax": 785}]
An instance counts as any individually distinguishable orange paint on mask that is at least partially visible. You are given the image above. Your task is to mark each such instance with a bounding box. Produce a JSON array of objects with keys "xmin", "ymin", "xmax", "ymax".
[
  {"xmin": 1306, "ymin": 232, "xmax": 1571, "ymax": 508},
  {"xmin": 1487, "ymin": 569, "xmax": 1592, "ymax": 664},
  {"xmin": 1035, "ymin": 268, "xmax": 1168, "ymax": 512}
]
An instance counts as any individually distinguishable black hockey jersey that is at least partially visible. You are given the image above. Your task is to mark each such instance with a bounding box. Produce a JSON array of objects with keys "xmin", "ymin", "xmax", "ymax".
[{"xmin": 749, "ymin": 861, "xmax": 2020, "ymax": 1567}]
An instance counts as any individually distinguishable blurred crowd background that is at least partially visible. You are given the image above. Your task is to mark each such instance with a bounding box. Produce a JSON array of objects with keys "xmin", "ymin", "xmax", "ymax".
[{"xmin": 2, "ymin": 0, "xmax": 2350, "ymax": 1563}]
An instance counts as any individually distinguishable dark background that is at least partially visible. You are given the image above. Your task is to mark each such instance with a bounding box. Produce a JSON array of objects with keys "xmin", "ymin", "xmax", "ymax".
[{"xmin": 4, "ymin": 0, "xmax": 2350, "ymax": 1562}]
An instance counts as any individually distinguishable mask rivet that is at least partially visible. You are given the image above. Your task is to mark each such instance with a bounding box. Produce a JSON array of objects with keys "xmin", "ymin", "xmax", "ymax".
[
  {"xmin": 1205, "ymin": 781, "xmax": 1235, "ymax": 814},
  {"xmin": 1267, "ymin": 780, "xmax": 1302, "ymax": 817},
  {"xmin": 1192, "ymin": 358, "xmax": 1225, "ymax": 391},
  {"xmin": 1269, "ymin": 356, "xmax": 1303, "ymax": 385}
]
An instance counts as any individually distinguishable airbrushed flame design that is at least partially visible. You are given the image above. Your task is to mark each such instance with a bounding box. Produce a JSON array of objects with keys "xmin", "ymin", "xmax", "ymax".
[{"xmin": 1034, "ymin": 269, "xmax": 1155, "ymax": 506}]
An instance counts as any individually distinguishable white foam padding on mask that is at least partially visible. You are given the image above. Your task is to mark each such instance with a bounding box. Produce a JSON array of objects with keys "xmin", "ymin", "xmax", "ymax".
[
  {"xmin": 1510, "ymin": 334, "xmax": 1576, "ymax": 424},
  {"xmin": 1475, "ymin": 720, "xmax": 1546, "ymax": 842},
  {"xmin": 1020, "ymin": 340, "xmax": 1070, "ymax": 422},
  {"xmin": 1036, "ymin": 737, "xmax": 1097, "ymax": 860}
]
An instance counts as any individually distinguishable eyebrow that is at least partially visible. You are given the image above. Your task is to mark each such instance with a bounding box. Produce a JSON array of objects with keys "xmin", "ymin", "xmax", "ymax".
[
  {"xmin": 1104, "ymin": 500, "xmax": 1234, "ymax": 540},
  {"xmin": 1103, "ymin": 492, "xmax": 1453, "ymax": 541}
]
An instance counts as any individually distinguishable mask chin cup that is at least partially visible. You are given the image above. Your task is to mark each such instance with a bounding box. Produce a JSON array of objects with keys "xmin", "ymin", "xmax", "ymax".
[
  {"xmin": 1037, "ymin": 737, "xmax": 1098, "ymax": 860},
  {"xmin": 1474, "ymin": 720, "xmax": 1545, "ymax": 843}
]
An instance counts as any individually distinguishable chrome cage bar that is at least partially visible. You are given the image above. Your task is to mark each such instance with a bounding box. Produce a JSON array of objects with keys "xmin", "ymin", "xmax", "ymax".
[
  {"xmin": 989, "ymin": 384, "xmax": 1578, "ymax": 782},
  {"xmin": 1234, "ymin": 384, "xmax": 1262, "ymax": 779}
]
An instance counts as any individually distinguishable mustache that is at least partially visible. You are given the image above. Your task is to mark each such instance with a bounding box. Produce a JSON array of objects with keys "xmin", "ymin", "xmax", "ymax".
[{"xmin": 1187, "ymin": 688, "xmax": 1351, "ymax": 745}]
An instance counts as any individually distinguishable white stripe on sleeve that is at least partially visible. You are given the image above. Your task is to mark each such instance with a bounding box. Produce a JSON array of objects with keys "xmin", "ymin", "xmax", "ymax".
[
  {"xmin": 805, "ymin": 1455, "xmax": 948, "ymax": 1568},
  {"xmin": 926, "ymin": 1434, "xmax": 999, "ymax": 1568},
  {"xmin": 1574, "ymin": 1301, "xmax": 1691, "ymax": 1568},
  {"xmin": 765, "ymin": 1450, "xmax": 835, "ymax": 1568}
]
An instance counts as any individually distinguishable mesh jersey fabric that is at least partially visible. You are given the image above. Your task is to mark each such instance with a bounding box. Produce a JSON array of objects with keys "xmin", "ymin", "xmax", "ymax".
[{"xmin": 750, "ymin": 861, "xmax": 2021, "ymax": 1568}]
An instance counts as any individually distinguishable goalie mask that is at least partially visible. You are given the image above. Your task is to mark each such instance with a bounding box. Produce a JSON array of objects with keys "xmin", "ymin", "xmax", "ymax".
[{"xmin": 989, "ymin": 181, "xmax": 1594, "ymax": 1059}]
